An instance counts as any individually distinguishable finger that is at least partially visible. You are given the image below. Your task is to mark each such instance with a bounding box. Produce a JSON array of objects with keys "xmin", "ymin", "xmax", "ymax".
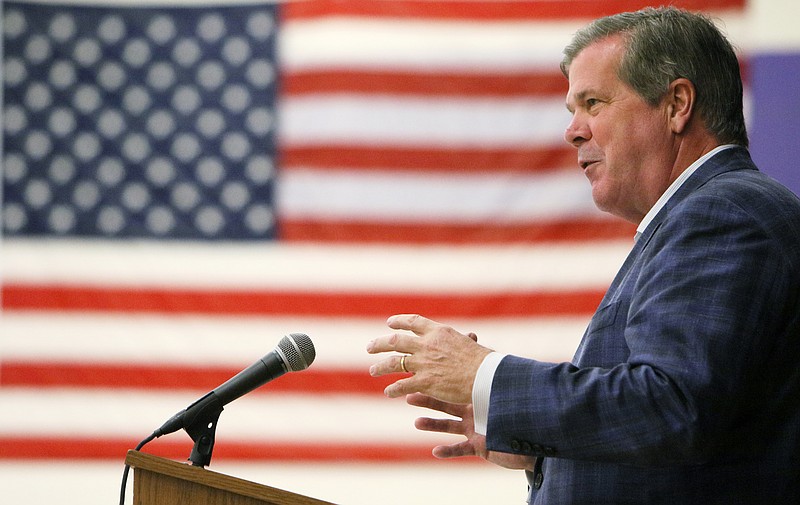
[
  {"xmin": 414, "ymin": 417, "xmax": 464, "ymax": 435},
  {"xmin": 386, "ymin": 313, "xmax": 439, "ymax": 336},
  {"xmin": 369, "ymin": 355, "xmax": 410, "ymax": 377},
  {"xmin": 432, "ymin": 441, "xmax": 476, "ymax": 459},
  {"xmin": 383, "ymin": 376, "xmax": 417, "ymax": 398},
  {"xmin": 406, "ymin": 393, "xmax": 467, "ymax": 418},
  {"xmin": 366, "ymin": 332, "xmax": 420, "ymax": 355}
]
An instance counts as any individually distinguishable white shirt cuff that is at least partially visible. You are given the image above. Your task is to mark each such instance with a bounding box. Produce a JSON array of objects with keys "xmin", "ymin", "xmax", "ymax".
[{"xmin": 471, "ymin": 352, "xmax": 506, "ymax": 436}]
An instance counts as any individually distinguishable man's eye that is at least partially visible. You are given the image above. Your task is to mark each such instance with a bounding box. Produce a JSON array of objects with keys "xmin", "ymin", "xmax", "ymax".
[{"xmin": 586, "ymin": 98, "xmax": 599, "ymax": 107}]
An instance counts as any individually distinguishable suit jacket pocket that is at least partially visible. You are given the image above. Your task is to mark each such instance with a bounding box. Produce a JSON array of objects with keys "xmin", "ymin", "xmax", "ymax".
[
  {"xmin": 572, "ymin": 300, "xmax": 623, "ymax": 365},
  {"xmin": 587, "ymin": 300, "xmax": 620, "ymax": 333}
]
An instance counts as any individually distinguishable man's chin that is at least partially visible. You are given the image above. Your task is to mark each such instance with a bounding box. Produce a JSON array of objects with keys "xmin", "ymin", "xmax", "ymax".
[
  {"xmin": 590, "ymin": 186, "xmax": 609, "ymax": 211},
  {"xmin": 590, "ymin": 189, "xmax": 619, "ymax": 217}
]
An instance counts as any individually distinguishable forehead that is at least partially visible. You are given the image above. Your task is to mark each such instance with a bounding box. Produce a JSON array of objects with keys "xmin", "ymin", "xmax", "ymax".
[{"xmin": 565, "ymin": 36, "xmax": 626, "ymax": 103}]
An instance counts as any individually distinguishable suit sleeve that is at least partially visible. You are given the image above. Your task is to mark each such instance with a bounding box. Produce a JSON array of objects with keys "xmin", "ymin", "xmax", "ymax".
[{"xmin": 485, "ymin": 186, "xmax": 798, "ymax": 465}]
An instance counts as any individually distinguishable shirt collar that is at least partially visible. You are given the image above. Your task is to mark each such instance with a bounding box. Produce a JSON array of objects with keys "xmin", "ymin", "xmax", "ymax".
[{"xmin": 635, "ymin": 144, "xmax": 737, "ymax": 240}]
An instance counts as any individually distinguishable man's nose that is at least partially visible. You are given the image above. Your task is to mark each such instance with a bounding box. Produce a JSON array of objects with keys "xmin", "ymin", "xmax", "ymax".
[{"xmin": 564, "ymin": 114, "xmax": 590, "ymax": 147}]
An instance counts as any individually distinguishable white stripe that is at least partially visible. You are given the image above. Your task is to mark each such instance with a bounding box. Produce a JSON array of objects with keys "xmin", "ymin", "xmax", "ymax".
[
  {"xmin": 279, "ymin": 95, "xmax": 572, "ymax": 147},
  {"xmin": 1, "ymin": 313, "xmax": 588, "ymax": 366},
  {"xmin": 0, "ymin": 388, "xmax": 451, "ymax": 444},
  {"xmin": 0, "ymin": 461, "xmax": 527, "ymax": 505},
  {"xmin": 216, "ymin": 462, "xmax": 530, "ymax": 505},
  {"xmin": 750, "ymin": 0, "xmax": 800, "ymax": 50},
  {"xmin": 281, "ymin": 13, "xmax": 750, "ymax": 71},
  {"xmin": 277, "ymin": 167, "xmax": 600, "ymax": 222},
  {"xmin": 280, "ymin": 18, "xmax": 582, "ymax": 71},
  {"xmin": 3, "ymin": 239, "xmax": 630, "ymax": 291}
]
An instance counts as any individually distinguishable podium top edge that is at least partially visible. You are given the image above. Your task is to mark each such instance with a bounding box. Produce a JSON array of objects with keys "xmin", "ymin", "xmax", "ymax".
[{"xmin": 125, "ymin": 450, "xmax": 337, "ymax": 505}]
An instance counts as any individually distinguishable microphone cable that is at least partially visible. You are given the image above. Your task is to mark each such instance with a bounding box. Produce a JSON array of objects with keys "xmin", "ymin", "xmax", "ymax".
[{"xmin": 118, "ymin": 432, "xmax": 157, "ymax": 505}]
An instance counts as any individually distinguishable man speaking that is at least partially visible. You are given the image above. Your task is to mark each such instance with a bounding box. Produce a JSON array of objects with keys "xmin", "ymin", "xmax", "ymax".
[{"xmin": 367, "ymin": 7, "xmax": 800, "ymax": 504}]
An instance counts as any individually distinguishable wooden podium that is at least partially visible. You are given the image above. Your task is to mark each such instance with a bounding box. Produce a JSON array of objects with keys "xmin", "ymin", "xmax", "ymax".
[{"xmin": 125, "ymin": 450, "xmax": 336, "ymax": 505}]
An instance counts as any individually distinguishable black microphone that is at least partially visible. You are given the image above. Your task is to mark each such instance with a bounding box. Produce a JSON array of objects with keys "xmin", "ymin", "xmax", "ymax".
[{"xmin": 154, "ymin": 333, "xmax": 315, "ymax": 437}]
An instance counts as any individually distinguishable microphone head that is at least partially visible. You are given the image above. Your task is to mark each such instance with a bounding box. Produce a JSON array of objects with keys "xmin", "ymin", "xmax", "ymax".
[{"xmin": 276, "ymin": 333, "xmax": 315, "ymax": 371}]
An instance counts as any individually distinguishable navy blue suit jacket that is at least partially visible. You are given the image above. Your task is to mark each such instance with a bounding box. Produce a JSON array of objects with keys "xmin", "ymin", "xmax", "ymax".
[{"xmin": 486, "ymin": 147, "xmax": 800, "ymax": 504}]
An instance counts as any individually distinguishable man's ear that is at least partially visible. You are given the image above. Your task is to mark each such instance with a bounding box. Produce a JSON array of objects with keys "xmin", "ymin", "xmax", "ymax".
[{"xmin": 667, "ymin": 78, "xmax": 696, "ymax": 135}]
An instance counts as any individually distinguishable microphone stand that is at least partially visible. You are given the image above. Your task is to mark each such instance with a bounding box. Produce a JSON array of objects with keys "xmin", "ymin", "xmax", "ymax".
[{"xmin": 179, "ymin": 391, "xmax": 225, "ymax": 468}]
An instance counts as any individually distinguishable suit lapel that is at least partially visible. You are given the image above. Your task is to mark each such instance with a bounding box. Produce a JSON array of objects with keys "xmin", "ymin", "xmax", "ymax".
[{"xmin": 572, "ymin": 147, "xmax": 756, "ymax": 364}]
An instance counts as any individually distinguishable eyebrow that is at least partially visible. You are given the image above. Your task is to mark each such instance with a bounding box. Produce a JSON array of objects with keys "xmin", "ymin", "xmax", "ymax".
[
  {"xmin": 565, "ymin": 89, "xmax": 596, "ymax": 113},
  {"xmin": 565, "ymin": 90, "xmax": 585, "ymax": 113}
]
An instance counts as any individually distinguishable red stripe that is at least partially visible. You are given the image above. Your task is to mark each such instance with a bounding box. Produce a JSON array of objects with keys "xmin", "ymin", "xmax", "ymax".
[
  {"xmin": 280, "ymin": 145, "xmax": 576, "ymax": 173},
  {"xmin": 283, "ymin": 0, "xmax": 745, "ymax": 21},
  {"xmin": 0, "ymin": 362, "xmax": 393, "ymax": 394},
  {"xmin": 0, "ymin": 436, "xmax": 463, "ymax": 463},
  {"xmin": 279, "ymin": 218, "xmax": 637, "ymax": 244},
  {"xmin": 2, "ymin": 284, "xmax": 604, "ymax": 317},
  {"xmin": 283, "ymin": 62, "xmax": 749, "ymax": 99},
  {"xmin": 283, "ymin": 70, "xmax": 568, "ymax": 97}
]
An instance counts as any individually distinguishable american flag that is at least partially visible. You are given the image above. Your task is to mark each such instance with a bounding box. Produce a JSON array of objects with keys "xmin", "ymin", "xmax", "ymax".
[{"xmin": 1, "ymin": 1, "xmax": 746, "ymax": 504}]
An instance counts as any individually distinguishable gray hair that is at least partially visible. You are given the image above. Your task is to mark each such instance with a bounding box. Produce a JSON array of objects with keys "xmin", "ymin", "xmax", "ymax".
[{"xmin": 560, "ymin": 7, "xmax": 748, "ymax": 147}]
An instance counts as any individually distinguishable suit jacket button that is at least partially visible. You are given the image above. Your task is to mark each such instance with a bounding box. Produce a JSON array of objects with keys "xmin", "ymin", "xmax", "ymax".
[
  {"xmin": 520, "ymin": 441, "xmax": 533, "ymax": 453},
  {"xmin": 511, "ymin": 440, "xmax": 521, "ymax": 451},
  {"xmin": 533, "ymin": 472, "xmax": 544, "ymax": 489}
]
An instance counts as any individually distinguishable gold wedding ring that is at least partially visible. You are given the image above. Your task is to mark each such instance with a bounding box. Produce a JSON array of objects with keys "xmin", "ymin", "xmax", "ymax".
[{"xmin": 400, "ymin": 354, "xmax": 409, "ymax": 373}]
